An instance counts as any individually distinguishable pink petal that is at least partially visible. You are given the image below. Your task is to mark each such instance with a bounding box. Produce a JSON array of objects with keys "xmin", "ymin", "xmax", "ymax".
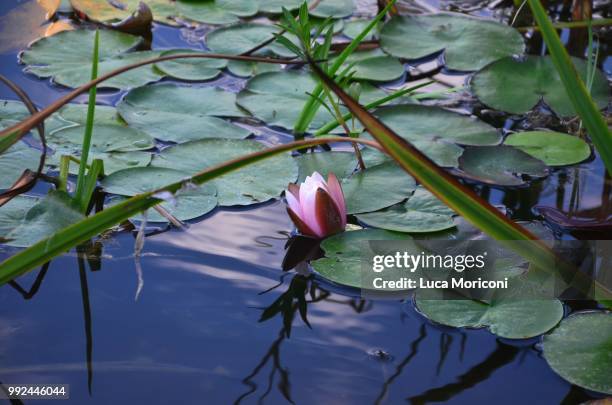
[
  {"xmin": 287, "ymin": 208, "xmax": 318, "ymax": 237},
  {"xmin": 314, "ymin": 188, "xmax": 344, "ymax": 238},
  {"xmin": 285, "ymin": 191, "xmax": 303, "ymax": 219},
  {"xmin": 326, "ymin": 173, "xmax": 347, "ymax": 228},
  {"xmin": 299, "ymin": 179, "xmax": 323, "ymax": 237}
]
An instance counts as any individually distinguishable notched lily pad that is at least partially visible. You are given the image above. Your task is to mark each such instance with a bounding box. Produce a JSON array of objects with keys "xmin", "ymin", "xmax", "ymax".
[
  {"xmin": 356, "ymin": 187, "xmax": 456, "ymax": 233},
  {"xmin": 380, "ymin": 13, "xmax": 524, "ymax": 71},
  {"xmin": 504, "ymin": 131, "xmax": 591, "ymax": 166},
  {"xmin": 459, "ymin": 145, "xmax": 549, "ymax": 186},
  {"xmin": 415, "ymin": 288, "xmax": 564, "ymax": 339},
  {"xmin": 543, "ymin": 311, "xmax": 612, "ymax": 394},
  {"xmin": 206, "ymin": 23, "xmax": 296, "ymax": 58},
  {"xmin": 471, "ymin": 55, "xmax": 609, "ymax": 117},
  {"xmin": 155, "ymin": 49, "xmax": 227, "ymax": 82}
]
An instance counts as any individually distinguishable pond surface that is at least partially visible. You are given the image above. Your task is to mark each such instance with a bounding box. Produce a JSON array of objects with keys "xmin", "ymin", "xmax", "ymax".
[{"xmin": 0, "ymin": 0, "xmax": 610, "ymax": 404}]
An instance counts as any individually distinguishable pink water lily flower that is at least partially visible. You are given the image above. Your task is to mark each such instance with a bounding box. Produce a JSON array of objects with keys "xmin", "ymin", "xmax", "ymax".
[{"xmin": 285, "ymin": 172, "xmax": 347, "ymax": 239}]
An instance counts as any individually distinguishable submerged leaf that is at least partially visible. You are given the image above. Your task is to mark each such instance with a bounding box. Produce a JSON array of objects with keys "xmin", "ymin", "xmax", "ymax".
[{"xmin": 380, "ymin": 13, "xmax": 524, "ymax": 71}]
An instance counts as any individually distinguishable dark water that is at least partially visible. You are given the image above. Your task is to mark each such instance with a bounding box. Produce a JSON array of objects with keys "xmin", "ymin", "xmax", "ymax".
[{"xmin": 0, "ymin": 1, "xmax": 609, "ymax": 404}]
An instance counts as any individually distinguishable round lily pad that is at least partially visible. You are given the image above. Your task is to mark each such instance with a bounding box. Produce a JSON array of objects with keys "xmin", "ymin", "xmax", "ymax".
[
  {"xmin": 504, "ymin": 131, "xmax": 591, "ymax": 166},
  {"xmin": 226, "ymin": 60, "xmax": 282, "ymax": 78},
  {"xmin": 176, "ymin": 0, "xmax": 257, "ymax": 25},
  {"xmin": 70, "ymin": 0, "xmax": 178, "ymax": 25},
  {"xmin": 295, "ymin": 151, "xmax": 358, "ymax": 183},
  {"xmin": 459, "ymin": 145, "xmax": 549, "ymax": 186},
  {"xmin": 101, "ymin": 167, "xmax": 218, "ymax": 220},
  {"xmin": 21, "ymin": 29, "xmax": 164, "ymax": 89},
  {"xmin": 57, "ymin": 103, "xmax": 123, "ymax": 126},
  {"xmin": 343, "ymin": 19, "xmax": 377, "ymax": 40},
  {"xmin": 361, "ymin": 139, "xmax": 462, "ymax": 168},
  {"xmin": 373, "ymin": 104, "xmax": 501, "ymax": 146},
  {"xmin": 336, "ymin": 49, "xmax": 404, "ymax": 82},
  {"xmin": 0, "ymin": 100, "xmax": 33, "ymax": 131},
  {"xmin": 341, "ymin": 161, "xmax": 416, "ymax": 214},
  {"xmin": 155, "ymin": 49, "xmax": 227, "ymax": 82},
  {"xmin": 0, "ymin": 195, "xmax": 38, "ymax": 241},
  {"xmin": 356, "ymin": 186, "xmax": 456, "ymax": 233},
  {"xmin": 380, "ymin": 13, "xmax": 524, "ymax": 71},
  {"xmin": 151, "ymin": 138, "xmax": 298, "ymax": 206},
  {"xmin": 206, "ymin": 23, "xmax": 295, "ymax": 58},
  {"xmin": 312, "ymin": 228, "xmax": 412, "ymax": 289},
  {"xmin": 52, "ymin": 150, "xmax": 152, "ymax": 175},
  {"xmin": 471, "ymin": 55, "xmax": 609, "ymax": 117},
  {"xmin": 543, "ymin": 311, "xmax": 612, "ymax": 394},
  {"xmin": 48, "ymin": 124, "xmax": 155, "ymax": 152},
  {"xmin": 0, "ymin": 142, "xmax": 40, "ymax": 189},
  {"xmin": 309, "ymin": 0, "xmax": 354, "ymax": 18},
  {"xmin": 415, "ymin": 289, "xmax": 564, "ymax": 339},
  {"xmin": 117, "ymin": 83, "xmax": 250, "ymax": 143}
]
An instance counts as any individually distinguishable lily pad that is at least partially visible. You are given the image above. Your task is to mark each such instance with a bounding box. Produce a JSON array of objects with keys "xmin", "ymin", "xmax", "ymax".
[
  {"xmin": 336, "ymin": 49, "xmax": 404, "ymax": 82},
  {"xmin": 155, "ymin": 49, "xmax": 227, "ymax": 82},
  {"xmin": 177, "ymin": 0, "xmax": 257, "ymax": 25},
  {"xmin": 380, "ymin": 13, "xmax": 524, "ymax": 71},
  {"xmin": 361, "ymin": 139, "xmax": 462, "ymax": 168},
  {"xmin": 0, "ymin": 100, "xmax": 33, "ymax": 131},
  {"xmin": 0, "ymin": 142, "xmax": 40, "ymax": 189},
  {"xmin": 459, "ymin": 145, "xmax": 549, "ymax": 186},
  {"xmin": 356, "ymin": 187, "xmax": 456, "ymax": 233},
  {"xmin": 57, "ymin": 103, "xmax": 123, "ymax": 126},
  {"xmin": 48, "ymin": 149, "xmax": 152, "ymax": 175},
  {"xmin": 70, "ymin": 0, "xmax": 178, "ymax": 25},
  {"xmin": 343, "ymin": 19, "xmax": 377, "ymax": 40},
  {"xmin": 295, "ymin": 151, "xmax": 358, "ymax": 182},
  {"xmin": 0, "ymin": 195, "xmax": 38, "ymax": 240},
  {"xmin": 101, "ymin": 167, "xmax": 218, "ymax": 220},
  {"xmin": 117, "ymin": 83, "xmax": 250, "ymax": 143},
  {"xmin": 206, "ymin": 23, "xmax": 296, "ymax": 58},
  {"xmin": 415, "ymin": 289, "xmax": 564, "ymax": 339},
  {"xmin": 21, "ymin": 29, "xmax": 164, "ymax": 89},
  {"xmin": 3, "ymin": 191, "xmax": 85, "ymax": 247},
  {"xmin": 373, "ymin": 104, "xmax": 501, "ymax": 146},
  {"xmin": 341, "ymin": 161, "xmax": 416, "ymax": 214},
  {"xmin": 471, "ymin": 56, "xmax": 609, "ymax": 117},
  {"xmin": 504, "ymin": 131, "xmax": 591, "ymax": 166},
  {"xmin": 226, "ymin": 60, "xmax": 282, "ymax": 78},
  {"xmin": 48, "ymin": 124, "xmax": 155, "ymax": 152},
  {"xmin": 543, "ymin": 311, "xmax": 612, "ymax": 394},
  {"xmin": 257, "ymin": 0, "xmax": 302, "ymax": 13},
  {"xmin": 309, "ymin": 0, "xmax": 354, "ymax": 18},
  {"xmin": 151, "ymin": 138, "xmax": 298, "ymax": 206},
  {"xmin": 312, "ymin": 228, "xmax": 412, "ymax": 289}
]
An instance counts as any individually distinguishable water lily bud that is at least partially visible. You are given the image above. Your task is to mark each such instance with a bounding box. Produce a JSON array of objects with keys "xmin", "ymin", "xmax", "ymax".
[{"xmin": 285, "ymin": 171, "xmax": 347, "ymax": 239}]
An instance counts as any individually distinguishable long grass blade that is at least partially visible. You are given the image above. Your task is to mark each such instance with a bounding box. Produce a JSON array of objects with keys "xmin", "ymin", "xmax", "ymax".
[
  {"xmin": 0, "ymin": 137, "xmax": 380, "ymax": 284},
  {"xmin": 308, "ymin": 59, "xmax": 612, "ymax": 301},
  {"xmin": 527, "ymin": 0, "xmax": 612, "ymax": 175}
]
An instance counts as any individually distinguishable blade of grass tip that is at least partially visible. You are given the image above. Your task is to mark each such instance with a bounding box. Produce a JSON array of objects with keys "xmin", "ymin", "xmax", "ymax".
[
  {"xmin": 308, "ymin": 58, "xmax": 612, "ymax": 300},
  {"xmin": 527, "ymin": 0, "xmax": 612, "ymax": 176},
  {"xmin": 0, "ymin": 137, "xmax": 381, "ymax": 284},
  {"xmin": 314, "ymin": 80, "xmax": 435, "ymax": 136},
  {"xmin": 293, "ymin": 0, "xmax": 397, "ymax": 135},
  {"xmin": 75, "ymin": 30, "xmax": 99, "ymax": 209}
]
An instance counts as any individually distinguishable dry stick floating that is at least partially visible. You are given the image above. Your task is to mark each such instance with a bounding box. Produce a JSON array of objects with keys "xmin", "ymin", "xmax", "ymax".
[
  {"xmin": 307, "ymin": 57, "xmax": 612, "ymax": 301},
  {"xmin": 0, "ymin": 137, "xmax": 382, "ymax": 284},
  {"xmin": 0, "ymin": 53, "xmax": 308, "ymax": 151}
]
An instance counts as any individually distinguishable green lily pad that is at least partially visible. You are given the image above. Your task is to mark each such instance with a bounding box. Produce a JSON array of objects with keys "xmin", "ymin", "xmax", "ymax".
[
  {"xmin": 48, "ymin": 124, "xmax": 155, "ymax": 152},
  {"xmin": 312, "ymin": 228, "xmax": 412, "ymax": 289},
  {"xmin": 257, "ymin": 0, "xmax": 301, "ymax": 13},
  {"xmin": 356, "ymin": 186, "xmax": 456, "ymax": 233},
  {"xmin": 309, "ymin": 0, "xmax": 354, "ymax": 18},
  {"xmin": 155, "ymin": 49, "xmax": 227, "ymax": 82},
  {"xmin": 341, "ymin": 161, "xmax": 416, "ymax": 214},
  {"xmin": 361, "ymin": 139, "xmax": 462, "ymax": 168},
  {"xmin": 48, "ymin": 148, "xmax": 152, "ymax": 175},
  {"xmin": 336, "ymin": 49, "xmax": 404, "ymax": 82},
  {"xmin": 101, "ymin": 167, "xmax": 218, "ymax": 220},
  {"xmin": 0, "ymin": 195, "xmax": 38, "ymax": 240},
  {"xmin": 177, "ymin": 0, "xmax": 257, "ymax": 25},
  {"xmin": 237, "ymin": 70, "xmax": 337, "ymax": 131},
  {"xmin": 504, "ymin": 131, "xmax": 591, "ymax": 166},
  {"xmin": 3, "ymin": 191, "xmax": 85, "ymax": 247},
  {"xmin": 343, "ymin": 19, "xmax": 377, "ymax": 40},
  {"xmin": 70, "ymin": 0, "xmax": 178, "ymax": 25},
  {"xmin": 0, "ymin": 100, "xmax": 33, "ymax": 131},
  {"xmin": 57, "ymin": 103, "xmax": 123, "ymax": 126},
  {"xmin": 380, "ymin": 13, "xmax": 524, "ymax": 71},
  {"xmin": 471, "ymin": 55, "xmax": 609, "ymax": 117},
  {"xmin": 117, "ymin": 83, "xmax": 250, "ymax": 143},
  {"xmin": 295, "ymin": 151, "xmax": 358, "ymax": 182},
  {"xmin": 151, "ymin": 138, "xmax": 298, "ymax": 206},
  {"xmin": 415, "ymin": 289, "xmax": 564, "ymax": 339},
  {"xmin": 373, "ymin": 104, "xmax": 501, "ymax": 146},
  {"xmin": 459, "ymin": 145, "xmax": 549, "ymax": 186},
  {"xmin": 21, "ymin": 29, "xmax": 164, "ymax": 89},
  {"xmin": 0, "ymin": 142, "xmax": 40, "ymax": 189},
  {"xmin": 543, "ymin": 311, "xmax": 612, "ymax": 394},
  {"xmin": 206, "ymin": 23, "xmax": 296, "ymax": 58},
  {"xmin": 226, "ymin": 60, "xmax": 282, "ymax": 78}
]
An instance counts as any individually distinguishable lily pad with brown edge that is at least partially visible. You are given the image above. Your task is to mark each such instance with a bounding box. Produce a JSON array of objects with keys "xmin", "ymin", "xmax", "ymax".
[
  {"xmin": 504, "ymin": 131, "xmax": 592, "ymax": 166},
  {"xmin": 21, "ymin": 29, "xmax": 164, "ymax": 89},
  {"xmin": 311, "ymin": 228, "xmax": 413, "ymax": 289},
  {"xmin": 117, "ymin": 83, "xmax": 250, "ymax": 143},
  {"xmin": 471, "ymin": 55, "xmax": 609, "ymax": 117},
  {"xmin": 154, "ymin": 49, "xmax": 227, "ymax": 82},
  {"xmin": 458, "ymin": 145, "xmax": 549, "ymax": 186},
  {"xmin": 372, "ymin": 104, "xmax": 501, "ymax": 146},
  {"xmin": 380, "ymin": 13, "xmax": 524, "ymax": 71},
  {"xmin": 150, "ymin": 138, "xmax": 298, "ymax": 206},
  {"xmin": 542, "ymin": 311, "xmax": 612, "ymax": 394},
  {"xmin": 356, "ymin": 186, "xmax": 456, "ymax": 233}
]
